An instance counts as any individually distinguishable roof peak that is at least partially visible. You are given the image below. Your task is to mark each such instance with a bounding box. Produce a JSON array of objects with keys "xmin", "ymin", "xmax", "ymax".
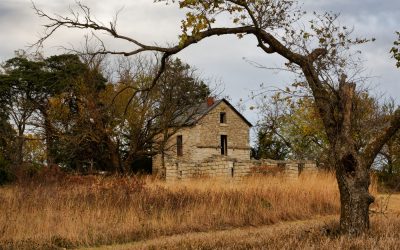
[{"xmin": 198, "ymin": 98, "xmax": 252, "ymax": 127}]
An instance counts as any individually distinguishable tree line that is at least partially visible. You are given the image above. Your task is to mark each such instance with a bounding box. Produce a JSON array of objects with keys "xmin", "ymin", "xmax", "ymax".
[
  {"xmin": 0, "ymin": 53, "xmax": 210, "ymax": 177},
  {"xmin": 253, "ymin": 90, "xmax": 400, "ymax": 176},
  {"xmin": 2, "ymin": 0, "xmax": 400, "ymax": 234}
]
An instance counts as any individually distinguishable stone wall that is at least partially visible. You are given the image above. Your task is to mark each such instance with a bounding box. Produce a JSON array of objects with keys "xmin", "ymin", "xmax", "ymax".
[
  {"xmin": 152, "ymin": 126, "xmax": 200, "ymax": 176},
  {"xmin": 164, "ymin": 156, "xmax": 318, "ymax": 181},
  {"xmin": 153, "ymin": 100, "xmax": 252, "ymax": 176},
  {"xmin": 195, "ymin": 101, "xmax": 251, "ymax": 162}
]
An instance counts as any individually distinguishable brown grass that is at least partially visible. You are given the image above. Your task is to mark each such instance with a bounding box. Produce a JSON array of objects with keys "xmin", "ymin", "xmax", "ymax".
[
  {"xmin": 90, "ymin": 215, "xmax": 400, "ymax": 250},
  {"xmin": 0, "ymin": 172, "xmax": 339, "ymax": 249}
]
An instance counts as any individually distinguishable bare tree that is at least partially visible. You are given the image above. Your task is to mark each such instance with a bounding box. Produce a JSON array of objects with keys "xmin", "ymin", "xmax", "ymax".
[
  {"xmin": 109, "ymin": 56, "xmax": 211, "ymax": 174},
  {"xmin": 33, "ymin": 0, "xmax": 400, "ymax": 234}
]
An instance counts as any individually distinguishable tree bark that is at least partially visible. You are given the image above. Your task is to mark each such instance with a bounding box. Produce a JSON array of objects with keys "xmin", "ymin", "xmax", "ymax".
[
  {"xmin": 336, "ymin": 161, "xmax": 374, "ymax": 234},
  {"xmin": 328, "ymin": 79, "xmax": 374, "ymax": 234},
  {"xmin": 15, "ymin": 134, "xmax": 24, "ymax": 165},
  {"xmin": 43, "ymin": 112, "xmax": 55, "ymax": 166},
  {"xmin": 106, "ymin": 137, "xmax": 122, "ymax": 173}
]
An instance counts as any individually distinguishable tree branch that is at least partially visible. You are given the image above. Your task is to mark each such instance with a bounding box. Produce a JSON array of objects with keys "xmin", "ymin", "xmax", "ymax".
[
  {"xmin": 338, "ymin": 74, "xmax": 355, "ymax": 137},
  {"xmin": 363, "ymin": 108, "xmax": 400, "ymax": 168}
]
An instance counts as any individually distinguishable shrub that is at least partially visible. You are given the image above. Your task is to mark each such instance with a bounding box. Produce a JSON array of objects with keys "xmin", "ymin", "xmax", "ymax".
[
  {"xmin": 0, "ymin": 155, "xmax": 14, "ymax": 185},
  {"xmin": 376, "ymin": 171, "xmax": 400, "ymax": 192}
]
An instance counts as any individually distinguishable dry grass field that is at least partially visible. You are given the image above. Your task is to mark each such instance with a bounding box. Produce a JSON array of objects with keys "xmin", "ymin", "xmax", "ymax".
[
  {"xmin": 81, "ymin": 215, "xmax": 400, "ymax": 250},
  {"xmin": 0, "ymin": 171, "xmax": 399, "ymax": 249}
]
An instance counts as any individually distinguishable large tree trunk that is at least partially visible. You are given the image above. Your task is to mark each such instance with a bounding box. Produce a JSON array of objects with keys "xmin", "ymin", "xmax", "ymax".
[
  {"xmin": 336, "ymin": 167, "xmax": 374, "ymax": 234},
  {"xmin": 15, "ymin": 133, "xmax": 24, "ymax": 165},
  {"xmin": 43, "ymin": 112, "xmax": 55, "ymax": 166},
  {"xmin": 105, "ymin": 137, "xmax": 122, "ymax": 173},
  {"xmin": 109, "ymin": 147, "xmax": 122, "ymax": 173},
  {"xmin": 14, "ymin": 119, "xmax": 27, "ymax": 166},
  {"xmin": 323, "ymin": 79, "xmax": 374, "ymax": 234}
]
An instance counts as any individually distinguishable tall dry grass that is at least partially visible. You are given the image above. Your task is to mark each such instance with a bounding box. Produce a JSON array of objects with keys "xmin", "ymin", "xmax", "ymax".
[
  {"xmin": 0, "ymin": 172, "xmax": 339, "ymax": 249},
  {"xmin": 114, "ymin": 215, "xmax": 400, "ymax": 250}
]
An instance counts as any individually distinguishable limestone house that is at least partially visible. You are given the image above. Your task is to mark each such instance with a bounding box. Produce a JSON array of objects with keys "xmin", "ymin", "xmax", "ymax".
[{"xmin": 152, "ymin": 97, "xmax": 252, "ymax": 177}]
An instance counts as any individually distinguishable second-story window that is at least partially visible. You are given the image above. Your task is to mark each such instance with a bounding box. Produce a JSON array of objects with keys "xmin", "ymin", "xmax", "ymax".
[
  {"xmin": 220, "ymin": 112, "xmax": 226, "ymax": 123},
  {"xmin": 177, "ymin": 135, "xmax": 183, "ymax": 156}
]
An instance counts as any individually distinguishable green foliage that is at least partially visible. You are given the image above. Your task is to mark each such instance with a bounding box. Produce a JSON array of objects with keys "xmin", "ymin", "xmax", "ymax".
[
  {"xmin": 0, "ymin": 53, "xmax": 102, "ymax": 169},
  {"xmin": 390, "ymin": 31, "xmax": 400, "ymax": 68},
  {"xmin": 0, "ymin": 154, "xmax": 14, "ymax": 185},
  {"xmin": 175, "ymin": 0, "xmax": 300, "ymax": 37},
  {"xmin": 40, "ymin": 55, "xmax": 210, "ymax": 173},
  {"xmin": 157, "ymin": 58, "xmax": 210, "ymax": 114},
  {"xmin": 254, "ymin": 87, "xmax": 400, "ymax": 171},
  {"xmin": 254, "ymin": 93, "xmax": 328, "ymax": 163},
  {"xmin": 107, "ymin": 57, "xmax": 211, "ymax": 172},
  {"xmin": 46, "ymin": 58, "xmax": 109, "ymax": 172},
  {"xmin": 1, "ymin": 54, "xmax": 89, "ymax": 104},
  {"xmin": 253, "ymin": 127, "xmax": 290, "ymax": 160},
  {"xmin": 0, "ymin": 113, "xmax": 15, "ymax": 162}
]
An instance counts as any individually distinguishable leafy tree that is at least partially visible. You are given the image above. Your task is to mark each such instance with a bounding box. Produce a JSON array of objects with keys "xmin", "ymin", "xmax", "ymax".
[
  {"xmin": 0, "ymin": 56, "xmax": 39, "ymax": 164},
  {"xmin": 253, "ymin": 94, "xmax": 291, "ymax": 160},
  {"xmin": 46, "ymin": 55, "xmax": 111, "ymax": 172},
  {"xmin": 0, "ymin": 54, "xmax": 88, "ymax": 166},
  {"xmin": 255, "ymin": 93, "xmax": 329, "ymax": 164},
  {"xmin": 255, "ymin": 90, "xmax": 390, "ymax": 170},
  {"xmin": 280, "ymin": 97, "xmax": 328, "ymax": 162},
  {"xmin": 23, "ymin": 134, "xmax": 46, "ymax": 165},
  {"xmin": 253, "ymin": 127, "xmax": 290, "ymax": 161},
  {"xmin": 46, "ymin": 55, "xmax": 210, "ymax": 174},
  {"xmin": 0, "ymin": 114, "xmax": 15, "ymax": 163},
  {"xmin": 107, "ymin": 57, "xmax": 211, "ymax": 174},
  {"xmin": 33, "ymin": 0, "xmax": 400, "ymax": 234},
  {"xmin": 0, "ymin": 81, "xmax": 15, "ymax": 163}
]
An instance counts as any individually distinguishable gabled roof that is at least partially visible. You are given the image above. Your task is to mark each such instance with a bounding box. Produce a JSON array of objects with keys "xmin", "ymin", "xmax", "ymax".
[{"xmin": 182, "ymin": 98, "xmax": 253, "ymax": 127}]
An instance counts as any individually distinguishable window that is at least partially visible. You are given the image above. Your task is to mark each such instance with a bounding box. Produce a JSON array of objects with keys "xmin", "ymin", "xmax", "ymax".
[
  {"xmin": 221, "ymin": 135, "xmax": 227, "ymax": 155},
  {"xmin": 177, "ymin": 135, "xmax": 183, "ymax": 156},
  {"xmin": 220, "ymin": 112, "xmax": 226, "ymax": 123}
]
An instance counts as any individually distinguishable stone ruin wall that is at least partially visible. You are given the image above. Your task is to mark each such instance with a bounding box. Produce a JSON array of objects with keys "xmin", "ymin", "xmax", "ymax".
[{"xmin": 164, "ymin": 156, "xmax": 318, "ymax": 181}]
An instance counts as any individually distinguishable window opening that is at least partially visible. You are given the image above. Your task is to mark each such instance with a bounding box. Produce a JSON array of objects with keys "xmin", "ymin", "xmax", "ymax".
[
  {"xmin": 220, "ymin": 112, "xmax": 226, "ymax": 123},
  {"xmin": 221, "ymin": 135, "xmax": 228, "ymax": 155},
  {"xmin": 177, "ymin": 135, "xmax": 183, "ymax": 156}
]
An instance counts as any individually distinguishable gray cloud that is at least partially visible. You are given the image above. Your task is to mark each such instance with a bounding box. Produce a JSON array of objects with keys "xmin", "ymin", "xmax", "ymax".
[{"xmin": 1, "ymin": 0, "xmax": 399, "ymax": 128}]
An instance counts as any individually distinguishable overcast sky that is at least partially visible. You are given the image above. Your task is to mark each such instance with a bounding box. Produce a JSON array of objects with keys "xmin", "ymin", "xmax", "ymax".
[{"xmin": 1, "ymin": 0, "xmax": 399, "ymax": 133}]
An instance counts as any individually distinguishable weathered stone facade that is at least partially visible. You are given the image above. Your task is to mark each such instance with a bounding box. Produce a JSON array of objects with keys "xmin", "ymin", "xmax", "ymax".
[
  {"xmin": 152, "ymin": 99, "xmax": 252, "ymax": 177},
  {"xmin": 164, "ymin": 156, "xmax": 318, "ymax": 181},
  {"xmin": 152, "ymin": 98, "xmax": 318, "ymax": 180}
]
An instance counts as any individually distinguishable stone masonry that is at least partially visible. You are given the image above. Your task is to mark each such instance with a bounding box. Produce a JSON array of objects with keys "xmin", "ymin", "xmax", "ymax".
[
  {"xmin": 153, "ymin": 98, "xmax": 252, "ymax": 177},
  {"xmin": 164, "ymin": 156, "xmax": 318, "ymax": 181},
  {"xmin": 152, "ymin": 98, "xmax": 318, "ymax": 180}
]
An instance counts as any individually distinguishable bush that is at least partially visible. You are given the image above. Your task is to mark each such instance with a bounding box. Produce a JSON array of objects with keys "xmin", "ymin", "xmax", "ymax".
[
  {"xmin": 377, "ymin": 171, "xmax": 400, "ymax": 192},
  {"xmin": 14, "ymin": 164, "xmax": 62, "ymax": 186},
  {"xmin": 0, "ymin": 155, "xmax": 14, "ymax": 185}
]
